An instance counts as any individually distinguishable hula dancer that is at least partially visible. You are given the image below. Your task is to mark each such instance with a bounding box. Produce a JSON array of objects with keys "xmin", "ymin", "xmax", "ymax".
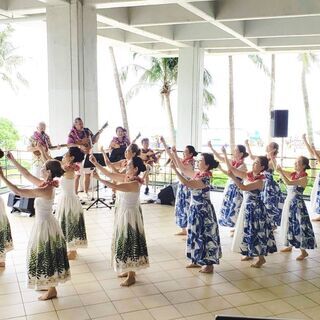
[
  {"xmin": 90, "ymin": 154, "xmax": 149, "ymax": 286},
  {"xmin": 1, "ymin": 152, "xmax": 70, "ymax": 300},
  {"xmin": 277, "ymin": 156, "xmax": 317, "ymax": 260},
  {"xmin": 227, "ymin": 148, "xmax": 277, "ymax": 268}
]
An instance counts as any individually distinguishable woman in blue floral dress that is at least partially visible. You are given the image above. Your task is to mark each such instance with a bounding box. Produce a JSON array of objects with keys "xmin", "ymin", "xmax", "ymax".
[
  {"xmin": 171, "ymin": 153, "xmax": 221, "ymax": 273},
  {"xmin": 246, "ymin": 140, "xmax": 284, "ymax": 228},
  {"xmin": 277, "ymin": 156, "xmax": 316, "ymax": 260},
  {"xmin": 226, "ymin": 149, "xmax": 277, "ymax": 268},
  {"xmin": 208, "ymin": 142, "xmax": 248, "ymax": 232},
  {"xmin": 161, "ymin": 137, "xmax": 197, "ymax": 236},
  {"xmin": 302, "ymin": 134, "xmax": 320, "ymax": 221}
]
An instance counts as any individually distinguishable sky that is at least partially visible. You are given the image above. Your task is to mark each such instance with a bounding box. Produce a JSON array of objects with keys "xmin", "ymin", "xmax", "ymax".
[{"xmin": 1, "ymin": 21, "xmax": 320, "ymax": 154}]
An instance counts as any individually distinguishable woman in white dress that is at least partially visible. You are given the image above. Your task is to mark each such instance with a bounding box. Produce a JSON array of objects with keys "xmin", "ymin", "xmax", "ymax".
[
  {"xmin": 90, "ymin": 154, "xmax": 149, "ymax": 287},
  {"xmin": 39, "ymin": 146, "xmax": 88, "ymax": 260},
  {"xmin": 0, "ymin": 152, "xmax": 70, "ymax": 300},
  {"xmin": 0, "ymin": 195, "xmax": 13, "ymax": 268}
]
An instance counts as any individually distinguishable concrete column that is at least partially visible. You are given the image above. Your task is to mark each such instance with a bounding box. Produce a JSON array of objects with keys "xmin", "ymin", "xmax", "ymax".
[
  {"xmin": 46, "ymin": 0, "xmax": 98, "ymax": 144},
  {"xmin": 176, "ymin": 43, "xmax": 204, "ymax": 151}
]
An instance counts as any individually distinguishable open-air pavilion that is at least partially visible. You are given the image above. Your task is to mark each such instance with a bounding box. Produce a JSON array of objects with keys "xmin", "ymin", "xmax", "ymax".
[{"xmin": 1, "ymin": 1, "xmax": 320, "ymax": 319}]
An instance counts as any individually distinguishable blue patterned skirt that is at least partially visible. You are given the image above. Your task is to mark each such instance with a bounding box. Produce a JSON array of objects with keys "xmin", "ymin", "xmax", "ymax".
[
  {"xmin": 281, "ymin": 189, "xmax": 316, "ymax": 249},
  {"xmin": 219, "ymin": 180, "xmax": 243, "ymax": 227},
  {"xmin": 232, "ymin": 192, "xmax": 277, "ymax": 257},
  {"xmin": 174, "ymin": 183, "xmax": 191, "ymax": 229},
  {"xmin": 262, "ymin": 173, "xmax": 284, "ymax": 227},
  {"xmin": 310, "ymin": 172, "xmax": 320, "ymax": 214},
  {"xmin": 187, "ymin": 199, "xmax": 222, "ymax": 265}
]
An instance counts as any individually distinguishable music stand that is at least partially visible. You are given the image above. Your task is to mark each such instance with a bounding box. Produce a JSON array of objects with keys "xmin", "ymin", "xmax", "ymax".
[{"xmin": 83, "ymin": 153, "xmax": 111, "ymax": 210}]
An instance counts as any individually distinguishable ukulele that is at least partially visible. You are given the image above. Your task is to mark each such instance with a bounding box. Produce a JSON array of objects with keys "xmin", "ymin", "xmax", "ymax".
[
  {"xmin": 33, "ymin": 143, "xmax": 77, "ymax": 157},
  {"xmin": 77, "ymin": 121, "xmax": 109, "ymax": 154}
]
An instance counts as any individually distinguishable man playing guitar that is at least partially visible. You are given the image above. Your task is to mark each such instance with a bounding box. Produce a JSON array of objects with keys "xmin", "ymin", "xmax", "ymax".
[
  {"xmin": 67, "ymin": 117, "xmax": 100, "ymax": 196},
  {"xmin": 27, "ymin": 122, "xmax": 53, "ymax": 178}
]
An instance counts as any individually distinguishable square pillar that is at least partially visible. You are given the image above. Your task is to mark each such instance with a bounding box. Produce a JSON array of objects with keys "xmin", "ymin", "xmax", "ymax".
[
  {"xmin": 176, "ymin": 43, "xmax": 204, "ymax": 151},
  {"xmin": 46, "ymin": 0, "xmax": 98, "ymax": 144}
]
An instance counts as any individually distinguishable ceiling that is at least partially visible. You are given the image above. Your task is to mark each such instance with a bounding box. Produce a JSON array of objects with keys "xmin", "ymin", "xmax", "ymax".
[{"xmin": 1, "ymin": 0, "xmax": 320, "ymax": 56}]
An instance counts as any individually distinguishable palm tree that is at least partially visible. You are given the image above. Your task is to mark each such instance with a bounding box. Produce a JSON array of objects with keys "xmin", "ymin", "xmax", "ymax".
[
  {"xmin": 228, "ymin": 55, "xmax": 235, "ymax": 150},
  {"xmin": 0, "ymin": 25, "xmax": 27, "ymax": 92},
  {"xmin": 299, "ymin": 53, "xmax": 317, "ymax": 146},
  {"xmin": 108, "ymin": 46, "xmax": 130, "ymax": 137},
  {"xmin": 121, "ymin": 56, "xmax": 215, "ymax": 145}
]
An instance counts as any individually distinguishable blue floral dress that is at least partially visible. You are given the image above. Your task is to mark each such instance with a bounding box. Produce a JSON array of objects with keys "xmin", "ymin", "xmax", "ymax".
[
  {"xmin": 219, "ymin": 161, "xmax": 246, "ymax": 227},
  {"xmin": 232, "ymin": 173, "xmax": 277, "ymax": 257},
  {"xmin": 262, "ymin": 169, "xmax": 285, "ymax": 227},
  {"xmin": 174, "ymin": 158, "xmax": 195, "ymax": 229},
  {"xmin": 187, "ymin": 175, "xmax": 222, "ymax": 265},
  {"xmin": 310, "ymin": 172, "xmax": 320, "ymax": 214},
  {"xmin": 280, "ymin": 178, "xmax": 316, "ymax": 249}
]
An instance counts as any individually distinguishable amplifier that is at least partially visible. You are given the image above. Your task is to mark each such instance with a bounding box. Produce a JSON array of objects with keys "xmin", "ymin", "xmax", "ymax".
[{"xmin": 7, "ymin": 193, "xmax": 35, "ymax": 217}]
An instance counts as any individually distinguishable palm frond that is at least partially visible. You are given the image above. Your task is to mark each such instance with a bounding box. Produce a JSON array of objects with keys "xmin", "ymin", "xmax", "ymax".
[
  {"xmin": 203, "ymin": 68, "xmax": 213, "ymax": 87},
  {"xmin": 248, "ymin": 54, "xmax": 271, "ymax": 77},
  {"xmin": 203, "ymin": 89, "xmax": 216, "ymax": 106},
  {"xmin": 125, "ymin": 82, "xmax": 155, "ymax": 102}
]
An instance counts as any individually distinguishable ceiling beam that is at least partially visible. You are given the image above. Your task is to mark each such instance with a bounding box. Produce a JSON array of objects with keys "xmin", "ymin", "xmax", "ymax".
[
  {"xmin": 259, "ymin": 36, "xmax": 320, "ymax": 48},
  {"xmin": 245, "ymin": 16, "xmax": 320, "ymax": 38},
  {"xmin": 216, "ymin": 0, "xmax": 320, "ymax": 21},
  {"xmin": 97, "ymin": 13, "xmax": 189, "ymax": 47},
  {"xmin": 178, "ymin": 1, "xmax": 263, "ymax": 52},
  {"xmin": 206, "ymin": 48, "xmax": 257, "ymax": 54},
  {"xmin": 201, "ymin": 39, "xmax": 249, "ymax": 49}
]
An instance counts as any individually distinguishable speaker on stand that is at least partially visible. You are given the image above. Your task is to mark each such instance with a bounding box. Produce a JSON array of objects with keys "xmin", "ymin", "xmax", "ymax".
[{"xmin": 270, "ymin": 110, "xmax": 288, "ymax": 166}]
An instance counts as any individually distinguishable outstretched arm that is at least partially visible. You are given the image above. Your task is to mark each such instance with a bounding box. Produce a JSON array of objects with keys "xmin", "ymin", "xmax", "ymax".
[
  {"xmin": 208, "ymin": 141, "xmax": 225, "ymax": 162},
  {"xmin": 171, "ymin": 162, "xmax": 205, "ymax": 189},
  {"xmin": 6, "ymin": 152, "xmax": 43, "ymax": 186},
  {"xmin": 227, "ymin": 171, "xmax": 263, "ymax": 191},
  {"xmin": 302, "ymin": 134, "xmax": 316, "ymax": 156},
  {"xmin": 171, "ymin": 147, "xmax": 195, "ymax": 178},
  {"xmin": 222, "ymin": 147, "xmax": 247, "ymax": 179},
  {"xmin": 277, "ymin": 165, "xmax": 307, "ymax": 187},
  {"xmin": 245, "ymin": 139, "xmax": 256, "ymax": 161}
]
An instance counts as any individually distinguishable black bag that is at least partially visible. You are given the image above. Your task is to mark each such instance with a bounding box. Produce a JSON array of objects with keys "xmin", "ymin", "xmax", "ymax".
[{"xmin": 158, "ymin": 184, "xmax": 175, "ymax": 205}]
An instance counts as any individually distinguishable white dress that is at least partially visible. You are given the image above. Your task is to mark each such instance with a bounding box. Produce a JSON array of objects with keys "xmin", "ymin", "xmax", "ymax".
[
  {"xmin": 55, "ymin": 177, "xmax": 87, "ymax": 249},
  {"xmin": 27, "ymin": 196, "xmax": 71, "ymax": 289},
  {"xmin": 111, "ymin": 191, "xmax": 149, "ymax": 273},
  {"xmin": 0, "ymin": 196, "xmax": 13, "ymax": 263}
]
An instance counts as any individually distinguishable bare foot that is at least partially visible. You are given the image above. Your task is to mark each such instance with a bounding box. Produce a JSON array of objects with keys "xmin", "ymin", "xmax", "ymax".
[
  {"xmin": 280, "ymin": 247, "xmax": 292, "ymax": 253},
  {"xmin": 251, "ymin": 257, "xmax": 266, "ymax": 268},
  {"xmin": 199, "ymin": 265, "xmax": 214, "ymax": 273},
  {"xmin": 175, "ymin": 229, "xmax": 187, "ymax": 236},
  {"xmin": 120, "ymin": 272, "xmax": 136, "ymax": 287},
  {"xmin": 296, "ymin": 250, "xmax": 309, "ymax": 261},
  {"xmin": 241, "ymin": 256, "xmax": 254, "ymax": 261},
  {"xmin": 38, "ymin": 287, "xmax": 57, "ymax": 301},
  {"xmin": 186, "ymin": 263, "xmax": 201, "ymax": 268},
  {"xmin": 118, "ymin": 272, "xmax": 129, "ymax": 278},
  {"xmin": 312, "ymin": 216, "xmax": 320, "ymax": 222},
  {"xmin": 67, "ymin": 250, "xmax": 77, "ymax": 260},
  {"xmin": 0, "ymin": 262, "xmax": 5, "ymax": 268}
]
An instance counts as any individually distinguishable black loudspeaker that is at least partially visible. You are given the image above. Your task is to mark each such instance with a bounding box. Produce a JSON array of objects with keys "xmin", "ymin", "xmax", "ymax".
[
  {"xmin": 270, "ymin": 110, "xmax": 288, "ymax": 137},
  {"xmin": 158, "ymin": 185, "xmax": 175, "ymax": 205},
  {"xmin": 7, "ymin": 193, "xmax": 35, "ymax": 217}
]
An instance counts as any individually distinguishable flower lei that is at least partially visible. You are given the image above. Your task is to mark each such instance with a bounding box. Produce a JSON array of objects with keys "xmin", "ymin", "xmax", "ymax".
[
  {"xmin": 182, "ymin": 156, "xmax": 195, "ymax": 166},
  {"xmin": 247, "ymin": 171, "xmax": 265, "ymax": 182},
  {"xmin": 194, "ymin": 171, "xmax": 212, "ymax": 179},
  {"xmin": 290, "ymin": 171, "xmax": 308, "ymax": 180},
  {"xmin": 39, "ymin": 180, "xmax": 59, "ymax": 188},
  {"xmin": 129, "ymin": 176, "xmax": 144, "ymax": 184},
  {"xmin": 231, "ymin": 159, "xmax": 244, "ymax": 168},
  {"xmin": 64, "ymin": 163, "xmax": 80, "ymax": 171}
]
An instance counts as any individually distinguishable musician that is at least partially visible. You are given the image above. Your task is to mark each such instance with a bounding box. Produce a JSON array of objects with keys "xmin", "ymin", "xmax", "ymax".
[
  {"xmin": 140, "ymin": 138, "xmax": 160, "ymax": 195},
  {"xmin": 27, "ymin": 122, "xmax": 52, "ymax": 178},
  {"xmin": 67, "ymin": 117, "xmax": 99, "ymax": 196},
  {"xmin": 108, "ymin": 127, "xmax": 130, "ymax": 163}
]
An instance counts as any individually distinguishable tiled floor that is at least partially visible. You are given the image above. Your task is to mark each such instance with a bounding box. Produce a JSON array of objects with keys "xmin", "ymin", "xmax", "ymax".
[{"xmin": 2, "ymin": 191, "xmax": 320, "ymax": 320}]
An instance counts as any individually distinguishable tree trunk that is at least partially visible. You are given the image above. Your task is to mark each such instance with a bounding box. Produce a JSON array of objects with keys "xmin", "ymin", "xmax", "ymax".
[
  {"xmin": 228, "ymin": 55, "xmax": 235, "ymax": 150},
  {"xmin": 268, "ymin": 54, "xmax": 276, "ymax": 141},
  {"xmin": 301, "ymin": 64, "xmax": 316, "ymax": 176},
  {"xmin": 108, "ymin": 47, "xmax": 130, "ymax": 138},
  {"xmin": 163, "ymin": 93, "xmax": 176, "ymax": 145}
]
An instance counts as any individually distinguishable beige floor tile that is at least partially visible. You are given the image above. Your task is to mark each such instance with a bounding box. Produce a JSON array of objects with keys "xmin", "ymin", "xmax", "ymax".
[
  {"xmin": 113, "ymin": 297, "xmax": 146, "ymax": 313},
  {"xmin": 24, "ymin": 300, "xmax": 55, "ymax": 315},
  {"xmin": 211, "ymin": 307, "xmax": 243, "ymax": 317},
  {"xmin": 79, "ymin": 291, "xmax": 110, "ymax": 306},
  {"xmin": 223, "ymin": 292, "xmax": 256, "ymax": 307},
  {"xmin": 288, "ymin": 280, "xmax": 319, "ymax": 294},
  {"xmin": 278, "ymin": 310, "xmax": 311, "ymax": 319},
  {"xmin": 245, "ymin": 288, "xmax": 277, "ymax": 303},
  {"xmin": 219, "ymin": 270, "xmax": 248, "ymax": 281},
  {"xmin": 57, "ymin": 306, "xmax": 90, "ymax": 320},
  {"xmin": 187, "ymin": 286, "xmax": 218, "ymax": 300},
  {"xmin": 199, "ymin": 296, "xmax": 233, "ymax": 312},
  {"xmin": 26, "ymin": 311, "xmax": 59, "ymax": 320},
  {"xmin": 174, "ymin": 301, "xmax": 208, "ymax": 317},
  {"xmin": 0, "ymin": 292, "xmax": 22, "ymax": 306},
  {"xmin": 237, "ymin": 304, "xmax": 273, "ymax": 317},
  {"xmin": 105, "ymin": 287, "xmax": 135, "ymax": 301},
  {"xmin": 74, "ymin": 281, "xmax": 103, "ymax": 294},
  {"xmin": 212, "ymin": 282, "xmax": 241, "ymax": 295},
  {"xmin": 70, "ymin": 272, "xmax": 96, "ymax": 285},
  {"xmin": 252, "ymin": 275, "xmax": 283, "ymax": 287},
  {"xmin": 0, "ymin": 304, "xmax": 25, "ymax": 320},
  {"xmin": 263, "ymin": 299, "xmax": 296, "ymax": 314},
  {"xmin": 130, "ymin": 284, "xmax": 160, "ymax": 297},
  {"xmin": 284, "ymin": 295, "xmax": 318, "ymax": 310},
  {"xmin": 91, "ymin": 315, "xmax": 122, "ymax": 320},
  {"xmin": 305, "ymin": 290, "xmax": 320, "ymax": 303},
  {"xmin": 164, "ymin": 290, "xmax": 195, "ymax": 304},
  {"xmin": 0, "ymin": 282, "xmax": 20, "ymax": 294},
  {"xmin": 140, "ymin": 294, "xmax": 170, "ymax": 309},
  {"xmin": 232, "ymin": 279, "xmax": 262, "ymax": 291},
  {"xmin": 52, "ymin": 295, "xmax": 83, "ymax": 310},
  {"xmin": 149, "ymin": 305, "xmax": 181, "ymax": 320},
  {"xmin": 85, "ymin": 302, "xmax": 118, "ymax": 318},
  {"xmin": 267, "ymin": 284, "xmax": 300, "ymax": 298},
  {"xmin": 302, "ymin": 305, "xmax": 320, "ymax": 320},
  {"xmin": 154, "ymin": 280, "xmax": 183, "ymax": 293},
  {"xmin": 184, "ymin": 313, "xmax": 213, "ymax": 320},
  {"xmin": 121, "ymin": 310, "xmax": 154, "ymax": 320}
]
